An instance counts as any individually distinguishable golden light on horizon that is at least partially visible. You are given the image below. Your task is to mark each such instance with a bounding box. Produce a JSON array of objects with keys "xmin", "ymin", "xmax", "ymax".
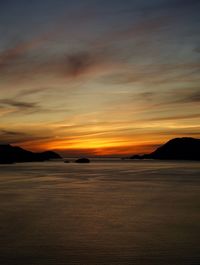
[
  {"xmin": 18, "ymin": 134, "xmax": 162, "ymax": 157},
  {"xmin": 0, "ymin": 0, "xmax": 200, "ymax": 156}
]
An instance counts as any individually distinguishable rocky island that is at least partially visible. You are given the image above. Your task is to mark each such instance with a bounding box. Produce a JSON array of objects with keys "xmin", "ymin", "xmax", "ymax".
[
  {"xmin": 0, "ymin": 144, "xmax": 62, "ymax": 164},
  {"xmin": 75, "ymin": 158, "xmax": 90, "ymax": 163}
]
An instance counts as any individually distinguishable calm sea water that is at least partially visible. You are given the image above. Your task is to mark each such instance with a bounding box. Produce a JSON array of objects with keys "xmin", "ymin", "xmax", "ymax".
[{"xmin": 0, "ymin": 160, "xmax": 200, "ymax": 265}]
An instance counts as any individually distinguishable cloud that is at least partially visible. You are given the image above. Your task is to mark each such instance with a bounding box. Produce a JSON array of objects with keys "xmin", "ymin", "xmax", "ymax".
[
  {"xmin": 182, "ymin": 90, "xmax": 200, "ymax": 103},
  {"xmin": 147, "ymin": 113, "xmax": 200, "ymax": 122},
  {"xmin": 0, "ymin": 34, "xmax": 51, "ymax": 72},
  {"xmin": 0, "ymin": 129, "xmax": 26, "ymax": 137},
  {"xmin": 0, "ymin": 98, "xmax": 52, "ymax": 117},
  {"xmin": 0, "ymin": 99, "xmax": 38, "ymax": 109},
  {"xmin": 93, "ymin": 15, "xmax": 170, "ymax": 49},
  {"xmin": 64, "ymin": 51, "xmax": 98, "ymax": 77},
  {"xmin": 0, "ymin": 98, "xmax": 69, "ymax": 117},
  {"xmin": 0, "ymin": 13, "xmax": 171, "ymax": 84},
  {"xmin": 158, "ymin": 89, "xmax": 200, "ymax": 106},
  {"xmin": 0, "ymin": 44, "xmax": 110, "ymax": 84},
  {"xmin": 0, "ymin": 129, "xmax": 53, "ymax": 145},
  {"xmin": 135, "ymin": 88, "xmax": 200, "ymax": 107},
  {"xmin": 0, "ymin": 129, "xmax": 32, "ymax": 144},
  {"xmin": 101, "ymin": 62, "xmax": 200, "ymax": 89},
  {"xmin": 16, "ymin": 87, "xmax": 53, "ymax": 99}
]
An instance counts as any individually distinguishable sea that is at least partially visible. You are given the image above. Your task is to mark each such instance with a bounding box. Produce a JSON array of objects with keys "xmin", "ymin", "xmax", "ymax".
[{"xmin": 0, "ymin": 159, "xmax": 200, "ymax": 265}]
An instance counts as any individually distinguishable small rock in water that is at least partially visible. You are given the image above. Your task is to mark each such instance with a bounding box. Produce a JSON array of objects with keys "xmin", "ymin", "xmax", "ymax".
[{"xmin": 75, "ymin": 158, "xmax": 90, "ymax": 163}]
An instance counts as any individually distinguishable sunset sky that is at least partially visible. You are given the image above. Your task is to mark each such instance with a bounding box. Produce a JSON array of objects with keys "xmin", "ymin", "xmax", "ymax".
[{"xmin": 0, "ymin": 0, "xmax": 200, "ymax": 156}]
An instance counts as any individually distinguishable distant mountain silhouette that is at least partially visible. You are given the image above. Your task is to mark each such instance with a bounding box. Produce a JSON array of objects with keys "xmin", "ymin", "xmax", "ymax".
[
  {"xmin": 130, "ymin": 138, "xmax": 200, "ymax": 161},
  {"xmin": 0, "ymin": 144, "xmax": 62, "ymax": 164}
]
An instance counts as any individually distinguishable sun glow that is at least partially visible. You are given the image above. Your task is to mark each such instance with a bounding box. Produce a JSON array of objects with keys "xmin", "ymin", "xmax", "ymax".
[{"xmin": 19, "ymin": 135, "xmax": 159, "ymax": 157}]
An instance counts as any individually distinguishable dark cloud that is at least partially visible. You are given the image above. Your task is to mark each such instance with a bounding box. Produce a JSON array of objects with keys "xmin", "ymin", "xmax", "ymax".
[
  {"xmin": 0, "ymin": 42, "xmax": 28, "ymax": 70},
  {"xmin": 0, "ymin": 129, "xmax": 53, "ymax": 145},
  {"xmin": 0, "ymin": 98, "xmax": 69, "ymax": 116},
  {"xmin": 147, "ymin": 113, "xmax": 200, "ymax": 122},
  {"xmin": 0, "ymin": 99, "xmax": 38, "ymax": 109},
  {"xmin": 0, "ymin": 98, "xmax": 47, "ymax": 116},
  {"xmin": 0, "ymin": 129, "xmax": 30, "ymax": 144},
  {"xmin": 0, "ymin": 38, "xmax": 43, "ymax": 72},
  {"xmin": 65, "ymin": 51, "xmax": 95, "ymax": 77},
  {"xmin": 160, "ymin": 91, "xmax": 200, "ymax": 107},
  {"xmin": 130, "ymin": 88, "xmax": 200, "ymax": 112},
  {"xmin": 157, "ymin": 89, "xmax": 200, "ymax": 105},
  {"xmin": 166, "ymin": 89, "xmax": 200, "ymax": 105},
  {"xmin": 0, "ymin": 24, "xmax": 61, "ymax": 72},
  {"xmin": 0, "ymin": 45, "xmax": 107, "ymax": 82},
  {"xmin": 0, "ymin": 14, "xmax": 171, "ymax": 82},
  {"xmin": 136, "ymin": 92, "xmax": 155, "ymax": 101},
  {"xmin": 0, "ymin": 129, "xmax": 26, "ymax": 137},
  {"xmin": 182, "ymin": 90, "xmax": 200, "ymax": 103},
  {"xmin": 59, "ymin": 49, "xmax": 109, "ymax": 79},
  {"xmin": 100, "ymin": 62, "xmax": 200, "ymax": 87},
  {"xmin": 17, "ymin": 87, "xmax": 52, "ymax": 97}
]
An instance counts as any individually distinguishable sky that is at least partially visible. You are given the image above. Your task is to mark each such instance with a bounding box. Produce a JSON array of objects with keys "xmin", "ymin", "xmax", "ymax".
[{"xmin": 0, "ymin": 0, "xmax": 200, "ymax": 156}]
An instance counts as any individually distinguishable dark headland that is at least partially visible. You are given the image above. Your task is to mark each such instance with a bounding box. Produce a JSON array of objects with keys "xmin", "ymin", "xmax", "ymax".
[
  {"xmin": 0, "ymin": 144, "xmax": 62, "ymax": 164},
  {"xmin": 130, "ymin": 137, "xmax": 200, "ymax": 161}
]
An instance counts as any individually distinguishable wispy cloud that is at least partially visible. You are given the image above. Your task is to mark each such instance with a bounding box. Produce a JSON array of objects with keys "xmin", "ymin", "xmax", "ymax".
[
  {"xmin": 0, "ymin": 0, "xmax": 199, "ymax": 155},
  {"xmin": 181, "ymin": 90, "xmax": 200, "ymax": 103},
  {"xmin": 0, "ymin": 129, "xmax": 48, "ymax": 145},
  {"xmin": 0, "ymin": 99, "xmax": 38, "ymax": 109}
]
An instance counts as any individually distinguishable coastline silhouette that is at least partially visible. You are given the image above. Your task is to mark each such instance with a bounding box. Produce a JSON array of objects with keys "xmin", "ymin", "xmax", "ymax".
[
  {"xmin": 0, "ymin": 144, "xmax": 61, "ymax": 164},
  {"xmin": 1, "ymin": 137, "xmax": 199, "ymax": 164},
  {"xmin": 130, "ymin": 137, "xmax": 200, "ymax": 161}
]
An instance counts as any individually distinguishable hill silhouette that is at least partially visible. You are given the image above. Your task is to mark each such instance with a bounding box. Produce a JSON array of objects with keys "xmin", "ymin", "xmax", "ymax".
[
  {"xmin": 0, "ymin": 144, "xmax": 62, "ymax": 164},
  {"xmin": 130, "ymin": 138, "xmax": 200, "ymax": 161}
]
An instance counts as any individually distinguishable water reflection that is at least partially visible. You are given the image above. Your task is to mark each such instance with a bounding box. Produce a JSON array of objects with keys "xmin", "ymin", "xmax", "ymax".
[{"xmin": 0, "ymin": 160, "xmax": 200, "ymax": 264}]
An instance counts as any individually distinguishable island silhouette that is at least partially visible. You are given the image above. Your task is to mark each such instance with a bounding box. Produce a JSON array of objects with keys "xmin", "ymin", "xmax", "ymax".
[
  {"xmin": 0, "ymin": 144, "xmax": 61, "ymax": 164},
  {"xmin": 130, "ymin": 137, "xmax": 200, "ymax": 161},
  {"xmin": 75, "ymin": 158, "xmax": 90, "ymax": 163},
  {"xmin": 0, "ymin": 137, "xmax": 200, "ymax": 164}
]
